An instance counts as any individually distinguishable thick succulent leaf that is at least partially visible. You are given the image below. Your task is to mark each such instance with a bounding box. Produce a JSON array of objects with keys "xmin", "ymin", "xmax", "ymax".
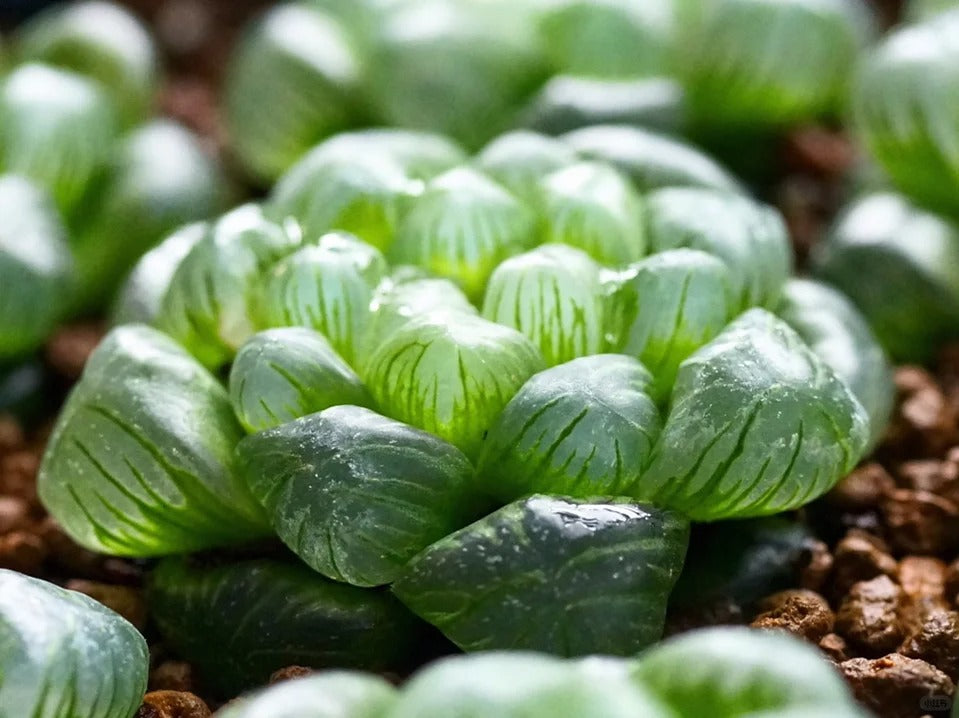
[
  {"xmin": 225, "ymin": 4, "xmax": 362, "ymax": 183},
  {"xmin": 776, "ymin": 278, "xmax": 894, "ymax": 452},
  {"xmin": 477, "ymin": 355, "xmax": 661, "ymax": 501},
  {"xmin": 150, "ymin": 557, "xmax": 423, "ymax": 698},
  {"xmin": 907, "ymin": 0, "xmax": 959, "ymax": 21},
  {"xmin": 363, "ymin": 312, "xmax": 545, "ymax": 458},
  {"xmin": 812, "ymin": 192, "xmax": 959, "ymax": 362},
  {"xmin": 669, "ymin": 518, "xmax": 818, "ymax": 614},
  {"xmin": 538, "ymin": 162, "xmax": 647, "ymax": 266},
  {"xmin": 482, "ymin": 244, "xmax": 604, "ymax": 366},
  {"xmin": 645, "ymin": 187, "xmax": 791, "ymax": 311},
  {"xmin": 365, "ymin": 0, "xmax": 549, "ymax": 150},
  {"xmin": 561, "ymin": 125, "xmax": 741, "ymax": 193},
  {"xmin": 257, "ymin": 233, "xmax": 388, "ymax": 366},
  {"xmin": 475, "ymin": 130, "xmax": 578, "ymax": 205},
  {"xmin": 237, "ymin": 405, "xmax": 477, "ymax": 586},
  {"xmin": 632, "ymin": 626, "xmax": 860, "ymax": 716},
  {"xmin": 393, "ymin": 495, "xmax": 690, "ymax": 655},
  {"xmin": 606, "ymin": 249, "xmax": 733, "ymax": 399},
  {"xmin": 0, "ymin": 63, "xmax": 118, "ymax": 219},
  {"xmin": 216, "ymin": 673, "xmax": 397, "ymax": 718},
  {"xmin": 852, "ymin": 8, "xmax": 959, "ymax": 216},
  {"xmin": 363, "ymin": 274, "xmax": 477, "ymax": 351},
  {"xmin": 157, "ymin": 204, "xmax": 300, "ymax": 368},
  {"xmin": 0, "ymin": 570, "xmax": 148, "ymax": 718},
  {"xmin": 270, "ymin": 152, "xmax": 421, "ymax": 251},
  {"xmin": 38, "ymin": 325, "xmax": 269, "ymax": 556},
  {"xmin": 71, "ymin": 120, "xmax": 229, "ymax": 311},
  {"xmin": 637, "ymin": 309, "xmax": 870, "ymax": 521},
  {"xmin": 389, "ymin": 167, "xmax": 538, "ymax": 301},
  {"xmin": 111, "ymin": 222, "xmax": 207, "ymax": 326},
  {"xmin": 15, "ymin": 1, "xmax": 158, "ymax": 126},
  {"xmin": 279, "ymin": 128, "xmax": 467, "ymax": 182},
  {"xmin": 681, "ymin": 0, "xmax": 873, "ymax": 130},
  {"xmin": 521, "ymin": 75, "xmax": 686, "ymax": 137},
  {"xmin": 537, "ymin": 0, "xmax": 676, "ymax": 78},
  {"xmin": 0, "ymin": 175, "xmax": 73, "ymax": 360},
  {"xmin": 229, "ymin": 328, "xmax": 371, "ymax": 434},
  {"xmin": 390, "ymin": 653, "xmax": 674, "ymax": 718}
]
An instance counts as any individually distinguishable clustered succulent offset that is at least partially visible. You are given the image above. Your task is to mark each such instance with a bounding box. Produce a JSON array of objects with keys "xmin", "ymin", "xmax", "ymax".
[
  {"xmin": 5, "ymin": 0, "xmax": 959, "ymax": 716},
  {"xmin": 0, "ymin": 1, "xmax": 228, "ymax": 363}
]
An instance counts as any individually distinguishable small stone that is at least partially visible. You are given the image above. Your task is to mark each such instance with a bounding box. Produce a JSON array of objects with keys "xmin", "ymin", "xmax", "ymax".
[
  {"xmin": 945, "ymin": 560, "xmax": 959, "ymax": 608},
  {"xmin": 0, "ymin": 451, "xmax": 40, "ymax": 504},
  {"xmin": 149, "ymin": 661, "xmax": 195, "ymax": 693},
  {"xmin": 799, "ymin": 539, "xmax": 833, "ymax": 592},
  {"xmin": 829, "ymin": 463, "xmax": 895, "ymax": 510},
  {"xmin": 0, "ymin": 496, "xmax": 31, "ymax": 534},
  {"xmin": 836, "ymin": 575, "xmax": 905, "ymax": 655},
  {"xmin": 897, "ymin": 460, "xmax": 955, "ymax": 494},
  {"xmin": 0, "ymin": 415, "xmax": 24, "ymax": 453},
  {"xmin": 0, "ymin": 531, "xmax": 47, "ymax": 574},
  {"xmin": 881, "ymin": 489, "xmax": 959, "ymax": 555},
  {"xmin": 136, "ymin": 691, "xmax": 211, "ymax": 718},
  {"xmin": 898, "ymin": 556, "xmax": 949, "ymax": 634},
  {"xmin": 66, "ymin": 580, "xmax": 147, "ymax": 630},
  {"xmin": 44, "ymin": 322, "xmax": 105, "ymax": 381},
  {"xmin": 37, "ymin": 518, "xmax": 142, "ymax": 583},
  {"xmin": 819, "ymin": 632, "xmax": 850, "ymax": 662},
  {"xmin": 840, "ymin": 654, "xmax": 954, "ymax": 718},
  {"xmin": 751, "ymin": 589, "xmax": 834, "ymax": 643},
  {"xmin": 900, "ymin": 610, "xmax": 959, "ymax": 679},
  {"xmin": 831, "ymin": 532, "xmax": 898, "ymax": 598},
  {"xmin": 270, "ymin": 665, "xmax": 316, "ymax": 684}
]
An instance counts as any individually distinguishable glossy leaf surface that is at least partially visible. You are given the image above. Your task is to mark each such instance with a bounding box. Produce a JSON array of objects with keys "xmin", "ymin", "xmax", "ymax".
[
  {"xmin": 363, "ymin": 312, "xmax": 544, "ymax": 458},
  {"xmin": 150, "ymin": 557, "xmax": 422, "ymax": 697},
  {"xmin": 637, "ymin": 309, "xmax": 869, "ymax": 521},
  {"xmin": 217, "ymin": 673, "xmax": 397, "ymax": 718},
  {"xmin": 477, "ymin": 355, "xmax": 661, "ymax": 501},
  {"xmin": 237, "ymin": 405, "xmax": 476, "ymax": 586},
  {"xmin": 38, "ymin": 325, "xmax": 269, "ymax": 556},
  {"xmin": 0, "ymin": 569, "xmax": 148, "ymax": 718},
  {"xmin": 393, "ymin": 495, "xmax": 689, "ymax": 655}
]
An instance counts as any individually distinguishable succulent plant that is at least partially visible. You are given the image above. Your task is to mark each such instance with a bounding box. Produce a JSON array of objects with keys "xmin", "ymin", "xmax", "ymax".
[
  {"xmin": 0, "ymin": 569, "xmax": 148, "ymax": 718},
  {"xmin": 14, "ymin": 0, "xmax": 158, "ymax": 126},
  {"xmin": 216, "ymin": 672, "xmax": 398, "ymax": 718},
  {"xmin": 852, "ymin": 7, "xmax": 959, "ymax": 216},
  {"xmin": 0, "ymin": 175, "xmax": 74, "ymax": 360},
  {"xmin": 680, "ymin": 0, "xmax": 874, "ymax": 133},
  {"xmin": 0, "ymin": 63, "xmax": 118, "ymax": 220},
  {"xmin": 224, "ymin": 3, "xmax": 364, "ymax": 183},
  {"xmin": 813, "ymin": 192, "xmax": 959, "ymax": 362}
]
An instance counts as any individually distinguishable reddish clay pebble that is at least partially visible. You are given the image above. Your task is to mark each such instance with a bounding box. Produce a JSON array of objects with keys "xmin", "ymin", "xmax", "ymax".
[
  {"xmin": 269, "ymin": 665, "xmax": 316, "ymax": 684},
  {"xmin": 66, "ymin": 579, "xmax": 148, "ymax": 630},
  {"xmin": 0, "ymin": 415, "xmax": 24, "ymax": 453},
  {"xmin": 0, "ymin": 531, "xmax": 47, "ymax": 574},
  {"xmin": 799, "ymin": 539, "xmax": 834, "ymax": 592},
  {"xmin": 840, "ymin": 654, "xmax": 954, "ymax": 718},
  {"xmin": 831, "ymin": 532, "xmax": 899, "ymax": 598},
  {"xmin": 150, "ymin": 661, "xmax": 195, "ymax": 693},
  {"xmin": 899, "ymin": 610, "xmax": 959, "ymax": 679},
  {"xmin": 836, "ymin": 575, "xmax": 906, "ymax": 655},
  {"xmin": 0, "ymin": 451, "xmax": 40, "ymax": 504},
  {"xmin": 945, "ymin": 560, "xmax": 959, "ymax": 608},
  {"xmin": 897, "ymin": 460, "xmax": 955, "ymax": 494},
  {"xmin": 830, "ymin": 463, "xmax": 895, "ymax": 510},
  {"xmin": 819, "ymin": 632, "xmax": 851, "ymax": 662},
  {"xmin": 0, "ymin": 496, "xmax": 31, "ymax": 534},
  {"xmin": 751, "ymin": 589, "xmax": 835, "ymax": 643},
  {"xmin": 136, "ymin": 691, "xmax": 211, "ymax": 718},
  {"xmin": 44, "ymin": 322, "xmax": 105, "ymax": 381},
  {"xmin": 881, "ymin": 489, "xmax": 959, "ymax": 555}
]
